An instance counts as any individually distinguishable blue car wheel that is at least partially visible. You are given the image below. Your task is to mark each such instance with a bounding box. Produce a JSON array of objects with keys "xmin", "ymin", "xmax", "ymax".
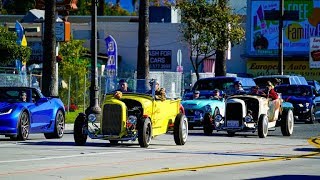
[
  {"xmin": 11, "ymin": 111, "xmax": 30, "ymax": 141},
  {"xmin": 44, "ymin": 110, "xmax": 65, "ymax": 139}
]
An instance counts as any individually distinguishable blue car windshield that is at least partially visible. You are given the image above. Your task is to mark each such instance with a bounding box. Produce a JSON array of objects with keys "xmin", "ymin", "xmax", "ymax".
[
  {"xmin": 276, "ymin": 86, "xmax": 312, "ymax": 97},
  {"xmin": 0, "ymin": 88, "xmax": 30, "ymax": 102}
]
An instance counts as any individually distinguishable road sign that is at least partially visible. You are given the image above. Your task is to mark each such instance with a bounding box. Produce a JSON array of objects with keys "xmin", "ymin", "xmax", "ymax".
[
  {"xmin": 42, "ymin": 22, "xmax": 71, "ymax": 42},
  {"xmin": 55, "ymin": 22, "xmax": 70, "ymax": 42},
  {"xmin": 176, "ymin": 49, "xmax": 183, "ymax": 72}
]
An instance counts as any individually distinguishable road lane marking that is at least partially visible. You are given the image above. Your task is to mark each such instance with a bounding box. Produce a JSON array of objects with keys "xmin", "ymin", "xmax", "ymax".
[
  {"xmin": 91, "ymin": 152, "xmax": 320, "ymax": 180},
  {"xmin": 308, "ymin": 136, "xmax": 320, "ymax": 148},
  {"xmin": 0, "ymin": 148, "xmax": 164, "ymax": 164},
  {"xmin": 91, "ymin": 137, "xmax": 320, "ymax": 180}
]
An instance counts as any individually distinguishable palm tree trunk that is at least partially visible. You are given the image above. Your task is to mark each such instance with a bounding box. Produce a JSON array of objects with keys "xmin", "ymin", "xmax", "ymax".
[
  {"xmin": 137, "ymin": 0, "xmax": 150, "ymax": 91},
  {"xmin": 215, "ymin": 0, "xmax": 227, "ymax": 76},
  {"xmin": 98, "ymin": 0, "xmax": 106, "ymax": 15},
  {"xmin": 42, "ymin": 0, "xmax": 57, "ymax": 96}
]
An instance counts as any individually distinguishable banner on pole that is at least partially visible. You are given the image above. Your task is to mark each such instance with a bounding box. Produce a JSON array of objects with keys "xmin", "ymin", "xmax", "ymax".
[{"xmin": 104, "ymin": 35, "xmax": 118, "ymax": 93}]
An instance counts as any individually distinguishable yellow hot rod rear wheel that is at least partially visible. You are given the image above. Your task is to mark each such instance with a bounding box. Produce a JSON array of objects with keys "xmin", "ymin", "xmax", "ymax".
[{"xmin": 174, "ymin": 113, "xmax": 188, "ymax": 145}]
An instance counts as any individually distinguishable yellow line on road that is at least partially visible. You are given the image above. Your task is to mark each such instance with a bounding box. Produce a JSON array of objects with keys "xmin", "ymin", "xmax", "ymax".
[
  {"xmin": 91, "ymin": 137, "xmax": 320, "ymax": 180},
  {"xmin": 308, "ymin": 136, "xmax": 320, "ymax": 148}
]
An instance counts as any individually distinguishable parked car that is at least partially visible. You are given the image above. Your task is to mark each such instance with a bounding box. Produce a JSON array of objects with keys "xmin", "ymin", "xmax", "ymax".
[
  {"xmin": 0, "ymin": 87, "xmax": 65, "ymax": 140},
  {"xmin": 307, "ymin": 80, "xmax": 320, "ymax": 92},
  {"xmin": 185, "ymin": 76, "xmax": 256, "ymax": 98},
  {"xmin": 73, "ymin": 79, "xmax": 188, "ymax": 148},
  {"xmin": 275, "ymin": 84, "xmax": 320, "ymax": 124},
  {"xmin": 181, "ymin": 92, "xmax": 225, "ymax": 134},
  {"xmin": 254, "ymin": 75, "xmax": 308, "ymax": 87},
  {"xmin": 214, "ymin": 94, "xmax": 294, "ymax": 138}
]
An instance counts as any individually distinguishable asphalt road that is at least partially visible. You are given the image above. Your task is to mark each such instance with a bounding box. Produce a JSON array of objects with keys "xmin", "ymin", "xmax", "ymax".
[{"xmin": 0, "ymin": 122, "xmax": 319, "ymax": 180}]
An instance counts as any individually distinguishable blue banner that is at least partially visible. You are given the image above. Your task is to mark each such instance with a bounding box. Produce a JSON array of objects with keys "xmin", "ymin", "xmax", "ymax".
[
  {"xmin": 15, "ymin": 21, "xmax": 24, "ymax": 46},
  {"xmin": 104, "ymin": 35, "xmax": 118, "ymax": 93}
]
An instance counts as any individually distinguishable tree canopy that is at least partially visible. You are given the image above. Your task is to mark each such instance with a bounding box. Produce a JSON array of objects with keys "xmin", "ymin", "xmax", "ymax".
[
  {"xmin": 0, "ymin": 26, "xmax": 31, "ymax": 66},
  {"xmin": 58, "ymin": 39, "xmax": 90, "ymax": 105},
  {"xmin": 177, "ymin": 0, "xmax": 245, "ymax": 79}
]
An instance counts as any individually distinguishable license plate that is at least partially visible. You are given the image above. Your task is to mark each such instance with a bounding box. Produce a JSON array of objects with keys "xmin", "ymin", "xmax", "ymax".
[{"xmin": 227, "ymin": 120, "xmax": 239, "ymax": 127}]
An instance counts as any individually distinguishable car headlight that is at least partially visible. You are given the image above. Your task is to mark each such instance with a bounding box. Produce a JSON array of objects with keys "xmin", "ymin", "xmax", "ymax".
[
  {"xmin": 214, "ymin": 114, "xmax": 223, "ymax": 122},
  {"xmin": 205, "ymin": 105, "xmax": 212, "ymax": 112},
  {"xmin": 128, "ymin": 115, "xmax": 137, "ymax": 124},
  {"xmin": 298, "ymin": 103, "xmax": 304, "ymax": 107},
  {"xmin": 194, "ymin": 110, "xmax": 201, "ymax": 116},
  {"xmin": 305, "ymin": 103, "xmax": 310, "ymax": 107},
  {"xmin": 194, "ymin": 110, "xmax": 203, "ymax": 117},
  {"xmin": 88, "ymin": 114, "xmax": 96, "ymax": 123},
  {"xmin": 0, "ymin": 108, "xmax": 13, "ymax": 115},
  {"xmin": 244, "ymin": 115, "xmax": 253, "ymax": 123}
]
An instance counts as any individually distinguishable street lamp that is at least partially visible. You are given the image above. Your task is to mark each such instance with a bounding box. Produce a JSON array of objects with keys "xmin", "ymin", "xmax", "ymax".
[{"xmin": 85, "ymin": 0, "xmax": 101, "ymax": 116}]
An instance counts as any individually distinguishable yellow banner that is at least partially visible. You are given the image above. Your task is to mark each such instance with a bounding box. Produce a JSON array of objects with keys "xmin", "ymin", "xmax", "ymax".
[{"xmin": 247, "ymin": 60, "xmax": 320, "ymax": 81}]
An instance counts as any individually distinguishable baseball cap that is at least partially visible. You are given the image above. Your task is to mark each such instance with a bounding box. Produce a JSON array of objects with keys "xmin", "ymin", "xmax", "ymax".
[
  {"xmin": 213, "ymin": 89, "xmax": 219, "ymax": 93},
  {"xmin": 266, "ymin": 81, "xmax": 274, "ymax": 87},
  {"xmin": 234, "ymin": 81, "xmax": 242, "ymax": 86},
  {"xmin": 119, "ymin": 79, "xmax": 126, "ymax": 84}
]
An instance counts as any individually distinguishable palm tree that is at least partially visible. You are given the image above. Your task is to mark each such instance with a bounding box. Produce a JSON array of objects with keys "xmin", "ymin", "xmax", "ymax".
[
  {"xmin": 42, "ymin": 0, "xmax": 58, "ymax": 96},
  {"xmin": 137, "ymin": 0, "xmax": 150, "ymax": 91}
]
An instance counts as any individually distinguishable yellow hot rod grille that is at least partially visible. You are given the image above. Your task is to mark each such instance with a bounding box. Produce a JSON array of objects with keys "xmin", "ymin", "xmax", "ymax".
[{"xmin": 102, "ymin": 104, "xmax": 122, "ymax": 135}]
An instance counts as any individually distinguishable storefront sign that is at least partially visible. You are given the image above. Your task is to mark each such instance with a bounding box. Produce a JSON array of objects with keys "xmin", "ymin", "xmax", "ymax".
[
  {"xmin": 248, "ymin": 0, "xmax": 320, "ymax": 56},
  {"xmin": 29, "ymin": 41, "xmax": 43, "ymax": 62},
  {"xmin": 310, "ymin": 37, "xmax": 320, "ymax": 68},
  {"xmin": 247, "ymin": 60, "xmax": 320, "ymax": 80},
  {"xmin": 149, "ymin": 50, "xmax": 172, "ymax": 70}
]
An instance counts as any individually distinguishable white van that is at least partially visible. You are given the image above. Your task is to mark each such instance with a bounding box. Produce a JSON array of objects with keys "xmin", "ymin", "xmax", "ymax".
[{"xmin": 254, "ymin": 75, "xmax": 308, "ymax": 87}]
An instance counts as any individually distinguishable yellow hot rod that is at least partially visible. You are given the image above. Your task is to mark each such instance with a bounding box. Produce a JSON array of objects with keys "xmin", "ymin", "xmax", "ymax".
[{"xmin": 73, "ymin": 79, "xmax": 188, "ymax": 148}]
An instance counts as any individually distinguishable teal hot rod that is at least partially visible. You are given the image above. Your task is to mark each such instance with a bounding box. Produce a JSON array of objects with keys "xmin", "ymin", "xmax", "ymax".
[{"xmin": 181, "ymin": 91, "xmax": 225, "ymax": 135}]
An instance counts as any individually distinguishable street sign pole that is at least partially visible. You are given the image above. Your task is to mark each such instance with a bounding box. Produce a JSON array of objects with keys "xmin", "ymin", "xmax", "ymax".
[
  {"xmin": 86, "ymin": 0, "xmax": 101, "ymax": 116},
  {"xmin": 279, "ymin": 0, "xmax": 284, "ymax": 75},
  {"xmin": 264, "ymin": 0, "xmax": 299, "ymax": 75}
]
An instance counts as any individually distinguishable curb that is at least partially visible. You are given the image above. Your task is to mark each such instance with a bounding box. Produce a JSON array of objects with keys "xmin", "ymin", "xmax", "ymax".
[{"xmin": 65, "ymin": 123, "xmax": 74, "ymax": 134}]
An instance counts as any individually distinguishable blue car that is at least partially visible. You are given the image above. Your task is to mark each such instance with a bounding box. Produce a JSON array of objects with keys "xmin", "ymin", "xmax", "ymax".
[
  {"xmin": 275, "ymin": 84, "xmax": 319, "ymax": 124},
  {"xmin": 181, "ymin": 90, "xmax": 225, "ymax": 135},
  {"xmin": 0, "ymin": 87, "xmax": 65, "ymax": 140}
]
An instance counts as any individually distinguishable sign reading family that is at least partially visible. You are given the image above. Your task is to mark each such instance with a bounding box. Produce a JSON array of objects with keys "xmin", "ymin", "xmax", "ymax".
[{"xmin": 248, "ymin": 0, "xmax": 320, "ymax": 56}]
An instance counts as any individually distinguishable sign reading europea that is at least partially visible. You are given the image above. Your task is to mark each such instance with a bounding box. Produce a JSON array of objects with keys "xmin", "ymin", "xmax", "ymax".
[{"xmin": 149, "ymin": 50, "xmax": 172, "ymax": 70}]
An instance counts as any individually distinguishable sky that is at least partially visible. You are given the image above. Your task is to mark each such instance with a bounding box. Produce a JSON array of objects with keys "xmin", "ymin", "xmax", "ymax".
[
  {"xmin": 105, "ymin": 0, "xmax": 135, "ymax": 12},
  {"xmin": 105, "ymin": 0, "xmax": 178, "ymax": 13},
  {"xmin": 105, "ymin": 0, "xmax": 247, "ymax": 15}
]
